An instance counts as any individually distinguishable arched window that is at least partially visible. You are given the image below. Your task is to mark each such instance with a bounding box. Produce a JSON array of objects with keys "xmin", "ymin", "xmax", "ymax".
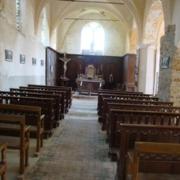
[
  {"xmin": 41, "ymin": 9, "xmax": 49, "ymax": 46},
  {"xmin": 16, "ymin": 0, "xmax": 22, "ymax": 30},
  {"xmin": 81, "ymin": 22, "xmax": 104, "ymax": 55}
]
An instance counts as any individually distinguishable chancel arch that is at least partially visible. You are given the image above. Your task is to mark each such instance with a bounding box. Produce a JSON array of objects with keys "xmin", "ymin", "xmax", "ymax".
[
  {"xmin": 38, "ymin": 6, "xmax": 50, "ymax": 46},
  {"xmin": 138, "ymin": 0, "xmax": 165, "ymax": 95}
]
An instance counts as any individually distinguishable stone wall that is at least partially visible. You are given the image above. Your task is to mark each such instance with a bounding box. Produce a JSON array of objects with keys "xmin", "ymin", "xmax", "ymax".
[
  {"xmin": 158, "ymin": 25, "xmax": 176, "ymax": 101},
  {"xmin": 170, "ymin": 47, "xmax": 180, "ymax": 106}
]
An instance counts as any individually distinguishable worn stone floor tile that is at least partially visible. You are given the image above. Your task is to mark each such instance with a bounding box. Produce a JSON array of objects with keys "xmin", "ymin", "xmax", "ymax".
[{"xmin": 25, "ymin": 96, "xmax": 116, "ymax": 180}]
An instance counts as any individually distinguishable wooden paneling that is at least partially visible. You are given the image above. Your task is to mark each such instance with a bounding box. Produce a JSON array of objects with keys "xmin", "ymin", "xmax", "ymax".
[{"xmin": 46, "ymin": 47, "xmax": 136, "ymax": 90}]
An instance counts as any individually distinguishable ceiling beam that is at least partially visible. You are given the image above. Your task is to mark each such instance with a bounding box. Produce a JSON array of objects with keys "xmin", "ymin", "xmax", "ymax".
[
  {"xmin": 57, "ymin": 0, "xmax": 124, "ymax": 5},
  {"xmin": 64, "ymin": 18, "xmax": 119, "ymax": 21}
]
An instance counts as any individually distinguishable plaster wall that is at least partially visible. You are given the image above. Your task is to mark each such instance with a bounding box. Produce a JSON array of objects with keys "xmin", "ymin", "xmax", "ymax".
[
  {"xmin": 0, "ymin": 0, "xmax": 45, "ymax": 90},
  {"xmin": 57, "ymin": 13, "xmax": 128, "ymax": 56},
  {"xmin": 138, "ymin": 44, "xmax": 155, "ymax": 94},
  {"xmin": 138, "ymin": 45, "xmax": 147, "ymax": 93}
]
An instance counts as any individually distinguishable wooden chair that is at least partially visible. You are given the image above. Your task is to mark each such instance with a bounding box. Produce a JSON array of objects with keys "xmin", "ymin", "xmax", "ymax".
[
  {"xmin": 0, "ymin": 114, "xmax": 30, "ymax": 176},
  {"xmin": 117, "ymin": 124, "xmax": 180, "ymax": 180},
  {"xmin": 0, "ymin": 104, "xmax": 44, "ymax": 155},
  {"xmin": 129, "ymin": 142, "xmax": 180, "ymax": 180},
  {"xmin": 0, "ymin": 95, "xmax": 55, "ymax": 137},
  {"xmin": 108, "ymin": 109, "xmax": 180, "ymax": 159},
  {"xmin": 0, "ymin": 143, "xmax": 7, "ymax": 180}
]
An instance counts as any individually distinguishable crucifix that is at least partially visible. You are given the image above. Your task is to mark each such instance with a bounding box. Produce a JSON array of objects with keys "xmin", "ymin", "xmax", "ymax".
[{"xmin": 59, "ymin": 53, "xmax": 71, "ymax": 78}]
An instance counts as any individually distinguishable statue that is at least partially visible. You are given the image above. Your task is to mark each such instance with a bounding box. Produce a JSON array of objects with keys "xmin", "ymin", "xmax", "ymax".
[
  {"xmin": 59, "ymin": 53, "xmax": 71, "ymax": 78},
  {"xmin": 85, "ymin": 64, "xmax": 96, "ymax": 79}
]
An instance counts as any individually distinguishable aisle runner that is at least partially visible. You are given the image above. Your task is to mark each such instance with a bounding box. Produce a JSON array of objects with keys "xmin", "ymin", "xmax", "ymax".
[{"xmin": 25, "ymin": 96, "xmax": 116, "ymax": 180}]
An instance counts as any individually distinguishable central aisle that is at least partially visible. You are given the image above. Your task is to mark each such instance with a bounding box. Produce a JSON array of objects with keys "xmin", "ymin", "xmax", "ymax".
[{"xmin": 25, "ymin": 96, "xmax": 116, "ymax": 180}]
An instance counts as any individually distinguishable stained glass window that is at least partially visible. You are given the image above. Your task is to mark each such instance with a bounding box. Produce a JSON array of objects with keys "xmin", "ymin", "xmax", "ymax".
[{"xmin": 16, "ymin": 0, "xmax": 22, "ymax": 30}]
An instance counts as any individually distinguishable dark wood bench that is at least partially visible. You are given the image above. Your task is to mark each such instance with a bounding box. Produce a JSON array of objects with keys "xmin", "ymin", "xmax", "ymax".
[
  {"xmin": 0, "ymin": 114, "xmax": 30, "ymax": 176},
  {"xmin": 129, "ymin": 141, "xmax": 180, "ymax": 180},
  {"xmin": 98, "ymin": 97, "xmax": 173, "ymax": 122},
  {"xmin": 98, "ymin": 92, "xmax": 153, "ymax": 113},
  {"xmin": 0, "ymin": 104, "xmax": 44, "ymax": 155},
  {"xmin": 0, "ymin": 143, "xmax": 7, "ymax": 180},
  {"xmin": 5, "ymin": 90, "xmax": 62, "ymax": 125},
  {"xmin": 108, "ymin": 109, "xmax": 180, "ymax": 158},
  {"xmin": 18, "ymin": 87, "xmax": 66, "ymax": 118},
  {"xmin": 0, "ymin": 95, "xmax": 55, "ymax": 137},
  {"xmin": 28, "ymin": 84, "xmax": 72, "ymax": 110},
  {"xmin": 116, "ymin": 124, "xmax": 180, "ymax": 180},
  {"xmin": 98, "ymin": 94, "xmax": 158, "ymax": 118},
  {"xmin": 103, "ymin": 102, "xmax": 176, "ymax": 131}
]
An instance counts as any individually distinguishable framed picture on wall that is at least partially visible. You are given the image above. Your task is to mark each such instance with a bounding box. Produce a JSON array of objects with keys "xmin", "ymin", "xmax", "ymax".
[
  {"xmin": 32, "ymin": 58, "xmax": 36, "ymax": 65},
  {"xmin": 5, "ymin": 49, "xmax": 13, "ymax": 62},
  {"xmin": 20, "ymin": 54, "xmax": 26, "ymax": 64},
  {"xmin": 160, "ymin": 56, "xmax": 170, "ymax": 69},
  {"xmin": 40, "ymin": 59, "xmax": 44, "ymax": 66}
]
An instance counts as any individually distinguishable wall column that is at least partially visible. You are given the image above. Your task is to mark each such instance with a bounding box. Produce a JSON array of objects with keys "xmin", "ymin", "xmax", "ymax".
[
  {"xmin": 158, "ymin": 25, "xmax": 176, "ymax": 101},
  {"xmin": 138, "ymin": 44, "xmax": 156, "ymax": 94}
]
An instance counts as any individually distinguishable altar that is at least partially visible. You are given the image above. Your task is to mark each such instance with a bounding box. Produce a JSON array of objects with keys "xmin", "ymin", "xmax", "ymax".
[{"xmin": 76, "ymin": 77, "xmax": 104, "ymax": 95}]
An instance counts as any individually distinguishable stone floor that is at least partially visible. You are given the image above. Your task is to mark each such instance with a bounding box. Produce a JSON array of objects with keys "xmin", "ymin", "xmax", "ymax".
[
  {"xmin": 17, "ymin": 95, "xmax": 180, "ymax": 180},
  {"xmin": 24, "ymin": 96, "xmax": 116, "ymax": 180}
]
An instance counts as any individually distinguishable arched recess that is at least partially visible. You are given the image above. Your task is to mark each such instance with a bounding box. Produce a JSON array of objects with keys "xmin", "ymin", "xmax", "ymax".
[
  {"xmin": 129, "ymin": 20, "xmax": 138, "ymax": 53},
  {"xmin": 138, "ymin": 0, "xmax": 165, "ymax": 94},
  {"xmin": 34, "ymin": 0, "xmax": 49, "ymax": 34},
  {"xmin": 37, "ymin": 6, "xmax": 50, "ymax": 46},
  {"xmin": 57, "ymin": 9, "xmax": 128, "ymax": 56}
]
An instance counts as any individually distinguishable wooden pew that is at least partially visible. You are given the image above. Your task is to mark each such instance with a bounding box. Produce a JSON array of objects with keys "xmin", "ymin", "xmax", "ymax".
[
  {"xmin": 0, "ymin": 143, "xmax": 7, "ymax": 180},
  {"xmin": 0, "ymin": 95, "xmax": 55, "ymax": 137},
  {"xmin": 0, "ymin": 114, "xmax": 30, "ymax": 176},
  {"xmin": 18, "ymin": 87, "xmax": 66, "ymax": 118},
  {"xmin": 99, "ymin": 98, "xmax": 173, "ymax": 122},
  {"xmin": 103, "ymin": 102, "xmax": 176, "ymax": 131},
  {"xmin": 98, "ymin": 91, "xmax": 152, "ymax": 112},
  {"xmin": 22, "ymin": 86, "xmax": 69, "ymax": 113},
  {"xmin": 98, "ymin": 94, "xmax": 158, "ymax": 118},
  {"xmin": 130, "ymin": 142, "xmax": 180, "ymax": 180},
  {"xmin": 108, "ymin": 109, "xmax": 180, "ymax": 158},
  {"xmin": 0, "ymin": 104, "xmax": 44, "ymax": 155},
  {"xmin": 28, "ymin": 84, "xmax": 72, "ymax": 109},
  {"xmin": 5, "ymin": 90, "xmax": 62, "ymax": 124},
  {"xmin": 116, "ymin": 124, "xmax": 180, "ymax": 180}
]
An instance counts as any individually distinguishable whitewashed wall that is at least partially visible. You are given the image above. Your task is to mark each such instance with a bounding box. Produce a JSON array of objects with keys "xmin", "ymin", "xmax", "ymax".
[
  {"xmin": 0, "ymin": 0, "xmax": 45, "ymax": 90},
  {"xmin": 57, "ymin": 13, "xmax": 128, "ymax": 56}
]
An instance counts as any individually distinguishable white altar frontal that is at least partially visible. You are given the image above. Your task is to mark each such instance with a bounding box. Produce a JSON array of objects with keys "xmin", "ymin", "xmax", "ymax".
[
  {"xmin": 76, "ymin": 77, "xmax": 104, "ymax": 95},
  {"xmin": 76, "ymin": 64, "xmax": 104, "ymax": 95}
]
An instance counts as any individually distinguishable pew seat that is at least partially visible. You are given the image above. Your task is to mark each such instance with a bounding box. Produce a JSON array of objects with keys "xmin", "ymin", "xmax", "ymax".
[
  {"xmin": 127, "ymin": 142, "xmax": 180, "ymax": 180},
  {"xmin": 0, "ymin": 104, "xmax": 44, "ymax": 155},
  {"xmin": 0, "ymin": 114, "xmax": 30, "ymax": 176},
  {"xmin": 116, "ymin": 124, "xmax": 180, "ymax": 180},
  {"xmin": 0, "ymin": 143, "xmax": 7, "ymax": 180}
]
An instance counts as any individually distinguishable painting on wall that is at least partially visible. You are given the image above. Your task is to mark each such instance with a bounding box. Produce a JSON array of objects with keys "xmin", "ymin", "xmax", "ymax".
[
  {"xmin": 40, "ymin": 59, "xmax": 44, "ymax": 66},
  {"xmin": 160, "ymin": 56, "xmax": 170, "ymax": 69},
  {"xmin": 5, "ymin": 49, "xmax": 13, "ymax": 62},
  {"xmin": 20, "ymin": 54, "xmax": 26, "ymax": 64},
  {"xmin": 32, "ymin": 58, "xmax": 36, "ymax": 65}
]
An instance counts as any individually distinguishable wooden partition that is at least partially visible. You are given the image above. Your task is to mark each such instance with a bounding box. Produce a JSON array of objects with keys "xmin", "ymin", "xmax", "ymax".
[{"xmin": 46, "ymin": 47, "xmax": 137, "ymax": 90}]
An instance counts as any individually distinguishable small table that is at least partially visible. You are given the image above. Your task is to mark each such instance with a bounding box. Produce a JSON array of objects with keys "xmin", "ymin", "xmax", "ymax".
[{"xmin": 76, "ymin": 77, "xmax": 104, "ymax": 95}]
